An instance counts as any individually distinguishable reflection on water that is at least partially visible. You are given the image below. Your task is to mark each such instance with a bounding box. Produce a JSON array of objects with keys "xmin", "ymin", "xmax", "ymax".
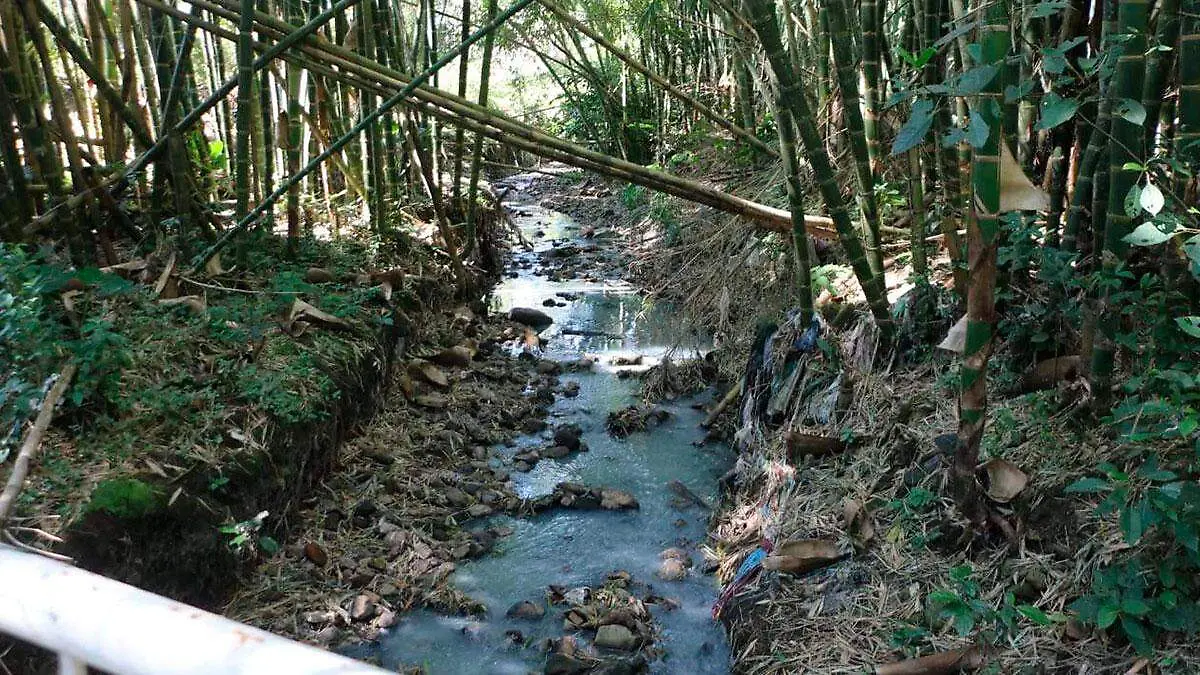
[{"xmin": 360, "ymin": 181, "xmax": 732, "ymax": 674}]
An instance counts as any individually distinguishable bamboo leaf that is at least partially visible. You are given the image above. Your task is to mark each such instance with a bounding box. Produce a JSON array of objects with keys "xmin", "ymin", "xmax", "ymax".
[
  {"xmin": 966, "ymin": 111, "xmax": 989, "ymax": 147},
  {"xmin": 1029, "ymin": 1, "xmax": 1069, "ymax": 18},
  {"xmin": 1035, "ymin": 92, "xmax": 1079, "ymax": 130},
  {"xmin": 1176, "ymin": 316, "xmax": 1200, "ymax": 339},
  {"xmin": 1123, "ymin": 222, "xmax": 1172, "ymax": 246},
  {"xmin": 1115, "ymin": 98, "xmax": 1148, "ymax": 126},
  {"xmin": 1139, "ymin": 183, "xmax": 1165, "ymax": 215},
  {"xmin": 952, "ymin": 64, "xmax": 999, "ymax": 95},
  {"xmin": 892, "ymin": 99, "xmax": 935, "ymax": 155}
]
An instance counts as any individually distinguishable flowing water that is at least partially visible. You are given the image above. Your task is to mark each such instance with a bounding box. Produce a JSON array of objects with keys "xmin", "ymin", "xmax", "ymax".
[{"xmin": 365, "ymin": 174, "xmax": 733, "ymax": 673}]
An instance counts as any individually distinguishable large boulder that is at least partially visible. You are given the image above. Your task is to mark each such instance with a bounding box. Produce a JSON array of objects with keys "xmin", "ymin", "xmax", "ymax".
[{"xmin": 510, "ymin": 307, "xmax": 554, "ymax": 329}]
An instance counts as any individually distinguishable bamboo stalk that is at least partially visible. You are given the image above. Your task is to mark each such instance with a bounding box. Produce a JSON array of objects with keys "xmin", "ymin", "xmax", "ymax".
[
  {"xmin": 190, "ymin": 0, "xmax": 541, "ymax": 274},
  {"xmin": 536, "ymin": 0, "xmax": 776, "ymax": 157},
  {"xmin": 0, "ymin": 363, "xmax": 77, "ymax": 528},
  {"xmin": 742, "ymin": 0, "xmax": 894, "ymax": 338}
]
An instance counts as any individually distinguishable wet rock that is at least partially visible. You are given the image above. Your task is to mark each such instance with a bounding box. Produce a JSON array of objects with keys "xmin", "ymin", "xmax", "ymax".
[
  {"xmin": 461, "ymin": 622, "xmax": 486, "ymax": 641},
  {"xmin": 303, "ymin": 542, "xmax": 329, "ymax": 566},
  {"xmin": 600, "ymin": 489, "xmax": 639, "ymax": 510},
  {"xmin": 536, "ymin": 386, "xmax": 557, "ymax": 403},
  {"xmin": 543, "ymin": 298, "xmax": 558, "ymax": 307},
  {"xmin": 305, "ymin": 267, "xmax": 335, "ymax": 283},
  {"xmin": 510, "ymin": 307, "xmax": 554, "ymax": 329},
  {"xmin": 562, "ymin": 381, "xmax": 581, "ymax": 397},
  {"xmin": 536, "ymin": 359, "xmax": 563, "ymax": 376},
  {"xmin": 506, "ymin": 599, "xmax": 546, "ymax": 620},
  {"xmin": 349, "ymin": 595, "xmax": 377, "ymax": 622},
  {"xmin": 542, "ymin": 445, "xmax": 571, "ymax": 459},
  {"xmin": 594, "ymin": 624, "xmax": 638, "ymax": 651},
  {"xmin": 375, "ymin": 609, "xmax": 398, "ymax": 629},
  {"xmin": 553, "ymin": 423, "xmax": 583, "ymax": 451},
  {"xmin": 431, "ymin": 345, "xmax": 474, "ymax": 368},
  {"xmin": 544, "ymin": 653, "xmax": 591, "ymax": 675},
  {"xmin": 303, "ymin": 610, "xmax": 334, "ymax": 625},
  {"xmin": 656, "ymin": 558, "xmax": 688, "ymax": 581},
  {"xmin": 467, "ymin": 504, "xmax": 494, "ymax": 518}
]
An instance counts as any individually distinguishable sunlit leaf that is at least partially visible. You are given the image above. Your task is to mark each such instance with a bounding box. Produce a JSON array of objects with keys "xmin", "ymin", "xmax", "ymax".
[
  {"xmin": 1065, "ymin": 477, "xmax": 1111, "ymax": 493},
  {"xmin": 1175, "ymin": 316, "xmax": 1200, "ymax": 339},
  {"xmin": 1123, "ymin": 222, "xmax": 1172, "ymax": 246},
  {"xmin": 1139, "ymin": 182, "xmax": 1165, "ymax": 216},
  {"xmin": 1115, "ymin": 98, "xmax": 1148, "ymax": 126}
]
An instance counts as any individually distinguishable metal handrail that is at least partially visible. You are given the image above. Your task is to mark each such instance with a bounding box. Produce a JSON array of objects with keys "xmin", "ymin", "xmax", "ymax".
[{"xmin": 0, "ymin": 545, "xmax": 390, "ymax": 675}]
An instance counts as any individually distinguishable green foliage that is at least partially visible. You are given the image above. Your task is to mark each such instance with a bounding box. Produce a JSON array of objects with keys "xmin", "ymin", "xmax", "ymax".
[
  {"xmin": 925, "ymin": 565, "xmax": 1063, "ymax": 645},
  {"xmin": 86, "ymin": 478, "xmax": 161, "ymax": 519},
  {"xmin": 1067, "ymin": 453, "xmax": 1200, "ymax": 653},
  {"xmin": 1, "ymin": 245, "xmax": 132, "ymax": 459}
]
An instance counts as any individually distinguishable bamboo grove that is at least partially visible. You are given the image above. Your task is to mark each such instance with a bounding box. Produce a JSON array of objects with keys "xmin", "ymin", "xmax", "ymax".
[{"xmin": 2, "ymin": 0, "xmax": 1200, "ymax": 524}]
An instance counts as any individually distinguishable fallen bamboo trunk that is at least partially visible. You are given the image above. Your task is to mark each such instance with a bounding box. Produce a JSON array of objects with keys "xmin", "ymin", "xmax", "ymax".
[
  {"xmin": 165, "ymin": 0, "xmax": 839, "ymax": 238},
  {"xmin": 0, "ymin": 363, "xmax": 77, "ymax": 527}
]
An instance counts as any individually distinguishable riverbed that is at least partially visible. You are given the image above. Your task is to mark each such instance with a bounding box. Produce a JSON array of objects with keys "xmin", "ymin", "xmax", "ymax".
[{"xmin": 364, "ymin": 172, "xmax": 733, "ymax": 673}]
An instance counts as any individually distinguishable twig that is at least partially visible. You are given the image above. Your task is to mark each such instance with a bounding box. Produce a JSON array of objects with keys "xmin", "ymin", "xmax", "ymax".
[
  {"xmin": 178, "ymin": 276, "xmax": 300, "ymax": 295},
  {"xmin": 2, "ymin": 529, "xmax": 75, "ymax": 563},
  {"xmin": 0, "ymin": 362, "xmax": 77, "ymax": 527}
]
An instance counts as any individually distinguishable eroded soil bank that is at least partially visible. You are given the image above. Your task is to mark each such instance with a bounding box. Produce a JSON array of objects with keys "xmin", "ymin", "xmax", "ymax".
[{"xmin": 228, "ymin": 168, "xmax": 735, "ymax": 674}]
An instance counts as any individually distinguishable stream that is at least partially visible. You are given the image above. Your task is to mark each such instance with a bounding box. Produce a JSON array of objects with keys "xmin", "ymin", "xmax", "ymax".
[{"xmin": 363, "ymin": 172, "xmax": 733, "ymax": 673}]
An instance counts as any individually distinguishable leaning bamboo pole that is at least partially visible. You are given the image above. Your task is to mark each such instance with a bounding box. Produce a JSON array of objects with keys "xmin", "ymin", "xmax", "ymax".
[
  {"xmin": 741, "ymin": 0, "xmax": 894, "ymax": 338},
  {"xmin": 183, "ymin": 0, "xmax": 838, "ymax": 236},
  {"xmin": 190, "ymin": 0, "xmax": 542, "ymax": 274},
  {"xmin": 535, "ymin": 0, "xmax": 777, "ymax": 157}
]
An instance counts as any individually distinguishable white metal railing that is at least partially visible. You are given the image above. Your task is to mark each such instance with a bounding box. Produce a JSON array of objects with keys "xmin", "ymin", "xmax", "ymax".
[{"xmin": 0, "ymin": 545, "xmax": 391, "ymax": 675}]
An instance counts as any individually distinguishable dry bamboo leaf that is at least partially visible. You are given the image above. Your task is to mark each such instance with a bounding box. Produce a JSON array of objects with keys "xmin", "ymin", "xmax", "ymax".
[
  {"xmin": 100, "ymin": 259, "xmax": 148, "ymax": 276},
  {"xmin": 288, "ymin": 299, "xmax": 350, "ymax": 330},
  {"xmin": 983, "ymin": 459, "xmax": 1028, "ymax": 503},
  {"xmin": 410, "ymin": 361, "xmax": 449, "ymax": 388},
  {"xmin": 875, "ymin": 646, "xmax": 987, "ymax": 675},
  {"xmin": 937, "ymin": 316, "xmax": 968, "ymax": 354},
  {"xmin": 842, "ymin": 498, "xmax": 876, "ymax": 544},
  {"xmin": 205, "ymin": 252, "xmax": 226, "ymax": 276},
  {"xmin": 159, "ymin": 295, "xmax": 206, "ymax": 315},
  {"xmin": 997, "ymin": 144, "xmax": 1050, "ymax": 212},
  {"xmin": 154, "ymin": 253, "xmax": 177, "ymax": 298},
  {"xmin": 1018, "ymin": 355, "xmax": 1081, "ymax": 393},
  {"xmin": 761, "ymin": 539, "xmax": 842, "ymax": 575}
]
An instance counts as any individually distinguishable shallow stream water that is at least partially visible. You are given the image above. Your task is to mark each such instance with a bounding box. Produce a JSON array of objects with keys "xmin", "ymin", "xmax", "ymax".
[{"xmin": 366, "ymin": 173, "xmax": 733, "ymax": 673}]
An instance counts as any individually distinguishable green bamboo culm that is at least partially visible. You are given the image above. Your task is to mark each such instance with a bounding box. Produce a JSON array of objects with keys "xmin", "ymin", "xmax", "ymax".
[
  {"xmin": 192, "ymin": 0, "xmax": 540, "ymax": 274},
  {"xmin": 234, "ymin": 0, "xmax": 254, "ymax": 219},
  {"xmin": 465, "ymin": 0, "xmax": 499, "ymax": 238},
  {"xmin": 860, "ymin": 0, "xmax": 883, "ymax": 167},
  {"xmin": 451, "ymin": 0, "xmax": 472, "ymax": 203},
  {"xmin": 740, "ymin": 0, "xmax": 893, "ymax": 339},
  {"xmin": 954, "ymin": 0, "xmax": 1010, "ymax": 526},
  {"xmin": 1175, "ymin": 0, "xmax": 1200, "ymax": 199},
  {"xmin": 1091, "ymin": 0, "xmax": 1151, "ymax": 393},
  {"xmin": 824, "ymin": 0, "xmax": 884, "ymax": 276},
  {"xmin": 775, "ymin": 108, "xmax": 814, "ymax": 323},
  {"xmin": 1141, "ymin": 0, "xmax": 1180, "ymax": 153},
  {"xmin": 1063, "ymin": 0, "xmax": 1118, "ymax": 255}
]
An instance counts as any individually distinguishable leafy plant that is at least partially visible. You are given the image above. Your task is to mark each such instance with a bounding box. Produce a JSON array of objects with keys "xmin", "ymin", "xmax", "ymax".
[
  {"xmin": 1067, "ymin": 454, "xmax": 1200, "ymax": 652},
  {"xmin": 925, "ymin": 565, "xmax": 1064, "ymax": 645}
]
